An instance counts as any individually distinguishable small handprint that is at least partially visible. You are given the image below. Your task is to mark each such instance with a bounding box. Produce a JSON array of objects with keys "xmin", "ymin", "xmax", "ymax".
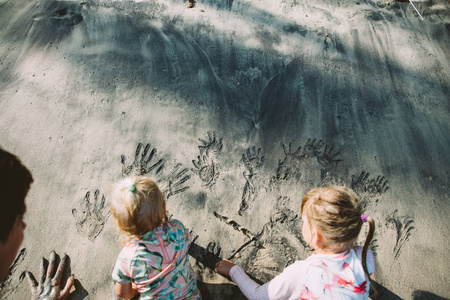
[
  {"xmin": 282, "ymin": 142, "xmax": 302, "ymax": 160},
  {"xmin": 301, "ymin": 138, "xmax": 325, "ymax": 158},
  {"xmin": 351, "ymin": 171, "xmax": 371, "ymax": 195},
  {"xmin": 121, "ymin": 143, "xmax": 164, "ymax": 177},
  {"xmin": 272, "ymin": 143, "xmax": 303, "ymax": 182},
  {"xmin": 269, "ymin": 196, "xmax": 291, "ymax": 224},
  {"xmin": 317, "ymin": 144, "xmax": 342, "ymax": 169},
  {"xmin": 368, "ymin": 175, "xmax": 389, "ymax": 195},
  {"xmin": 72, "ymin": 190, "xmax": 110, "ymax": 241},
  {"xmin": 191, "ymin": 155, "xmax": 219, "ymax": 187},
  {"xmin": 161, "ymin": 163, "xmax": 191, "ymax": 199},
  {"xmin": 351, "ymin": 172, "xmax": 389, "ymax": 197},
  {"xmin": 198, "ymin": 131, "xmax": 223, "ymax": 156},
  {"xmin": 242, "ymin": 146, "xmax": 265, "ymax": 176}
]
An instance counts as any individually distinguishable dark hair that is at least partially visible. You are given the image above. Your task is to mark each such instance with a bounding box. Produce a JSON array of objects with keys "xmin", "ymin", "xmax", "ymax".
[{"xmin": 0, "ymin": 148, "xmax": 33, "ymax": 243}]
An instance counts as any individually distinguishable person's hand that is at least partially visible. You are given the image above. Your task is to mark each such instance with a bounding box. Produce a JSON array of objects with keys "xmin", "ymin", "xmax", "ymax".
[
  {"xmin": 25, "ymin": 251, "xmax": 74, "ymax": 300},
  {"xmin": 214, "ymin": 259, "xmax": 236, "ymax": 276}
]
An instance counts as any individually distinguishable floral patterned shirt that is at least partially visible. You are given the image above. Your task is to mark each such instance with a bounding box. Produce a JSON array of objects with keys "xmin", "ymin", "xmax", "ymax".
[
  {"xmin": 229, "ymin": 246, "xmax": 375, "ymax": 300},
  {"xmin": 112, "ymin": 220, "xmax": 201, "ymax": 300}
]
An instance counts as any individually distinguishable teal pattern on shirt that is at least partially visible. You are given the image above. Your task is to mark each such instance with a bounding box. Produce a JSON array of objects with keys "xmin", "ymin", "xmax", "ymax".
[{"xmin": 112, "ymin": 219, "xmax": 201, "ymax": 300}]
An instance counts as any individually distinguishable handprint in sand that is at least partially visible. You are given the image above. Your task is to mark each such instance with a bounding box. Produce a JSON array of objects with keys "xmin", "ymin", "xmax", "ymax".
[{"xmin": 72, "ymin": 190, "xmax": 110, "ymax": 241}]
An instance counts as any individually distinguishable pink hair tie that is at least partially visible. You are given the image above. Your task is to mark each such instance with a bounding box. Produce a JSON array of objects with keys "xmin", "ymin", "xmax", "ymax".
[{"xmin": 361, "ymin": 213, "xmax": 369, "ymax": 222}]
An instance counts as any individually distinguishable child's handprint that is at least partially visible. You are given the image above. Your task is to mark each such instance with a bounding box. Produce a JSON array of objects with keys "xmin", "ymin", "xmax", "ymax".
[
  {"xmin": 301, "ymin": 138, "xmax": 325, "ymax": 158},
  {"xmin": 351, "ymin": 172, "xmax": 389, "ymax": 210},
  {"xmin": 368, "ymin": 175, "xmax": 389, "ymax": 195},
  {"xmin": 351, "ymin": 172, "xmax": 389, "ymax": 197},
  {"xmin": 317, "ymin": 145, "xmax": 342, "ymax": 169},
  {"xmin": 121, "ymin": 143, "xmax": 164, "ymax": 177},
  {"xmin": 161, "ymin": 163, "xmax": 191, "ymax": 199},
  {"xmin": 282, "ymin": 142, "xmax": 302, "ymax": 160},
  {"xmin": 272, "ymin": 143, "xmax": 302, "ymax": 182},
  {"xmin": 72, "ymin": 190, "xmax": 110, "ymax": 241},
  {"xmin": 242, "ymin": 146, "xmax": 265, "ymax": 176},
  {"xmin": 198, "ymin": 131, "xmax": 223, "ymax": 156},
  {"xmin": 191, "ymin": 155, "xmax": 219, "ymax": 187}
]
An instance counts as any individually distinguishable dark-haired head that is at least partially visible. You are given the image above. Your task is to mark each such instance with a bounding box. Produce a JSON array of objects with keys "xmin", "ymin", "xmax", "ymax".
[{"xmin": 0, "ymin": 148, "xmax": 33, "ymax": 243}]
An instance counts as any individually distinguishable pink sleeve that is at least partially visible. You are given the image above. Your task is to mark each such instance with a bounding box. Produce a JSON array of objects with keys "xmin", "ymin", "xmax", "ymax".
[
  {"xmin": 229, "ymin": 261, "xmax": 308, "ymax": 300},
  {"xmin": 229, "ymin": 266, "xmax": 270, "ymax": 300},
  {"xmin": 111, "ymin": 245, "xmax": 138, "ymax": 283}
]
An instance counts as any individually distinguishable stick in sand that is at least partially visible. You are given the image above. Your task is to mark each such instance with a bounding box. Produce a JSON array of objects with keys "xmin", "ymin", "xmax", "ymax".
[{"xmin": 409, "ymin": 0, "xmax": 424, "ymax": 20}]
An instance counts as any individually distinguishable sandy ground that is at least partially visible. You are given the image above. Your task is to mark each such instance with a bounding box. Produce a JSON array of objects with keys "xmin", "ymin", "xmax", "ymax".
[{"xmin": 0, "ymin": 0, "xmax": 449, "ymax": 299}]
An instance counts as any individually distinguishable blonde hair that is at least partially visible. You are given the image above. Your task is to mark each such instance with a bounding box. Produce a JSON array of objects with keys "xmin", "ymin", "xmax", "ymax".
[
  {"xmin": 301, "ymin": 186, "xmax": 378, "ymax": 298},
  {"xmin": 111, "ymin": 176, "xmax": 167, "ymax": 240}
]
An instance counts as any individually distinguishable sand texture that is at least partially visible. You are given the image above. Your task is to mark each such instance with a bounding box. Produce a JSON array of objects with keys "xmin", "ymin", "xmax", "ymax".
[{"xmin": 0, "ymin": 0, "xmax": 449, "ymax": 299}]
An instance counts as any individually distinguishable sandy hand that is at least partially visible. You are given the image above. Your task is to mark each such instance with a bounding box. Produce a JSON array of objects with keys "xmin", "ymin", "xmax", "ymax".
[
  {"xmin": 215, "ymin": 259, "xmax": 236, "ymax": 277},
  {"xmin": 25, "ymin": 251, "xmax": 74, "ymax": 300}
]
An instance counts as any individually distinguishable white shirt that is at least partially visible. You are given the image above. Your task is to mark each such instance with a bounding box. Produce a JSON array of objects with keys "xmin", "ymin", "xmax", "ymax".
[{"xmin": 230, "ymin": 246, "xmax": 375, "ymax": 300}]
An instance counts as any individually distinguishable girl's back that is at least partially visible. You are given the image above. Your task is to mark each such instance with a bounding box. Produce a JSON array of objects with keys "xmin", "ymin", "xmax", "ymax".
[
  {"xmin": 113, "ymin": 219, "xmax": 200, "ymax": 300},
  {"xmin": 300, "ymin": 246, "xmax": 375, "ymax": 299}
]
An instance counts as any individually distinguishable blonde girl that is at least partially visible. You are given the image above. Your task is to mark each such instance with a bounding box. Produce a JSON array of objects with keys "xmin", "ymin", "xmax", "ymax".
[
  {"xmin": 111, "ymin": 176, "xmax": 201, "ymax": 300},
  {"xmin": 215, "ymin": 186, "xmax": 378, "ymax": 299}
]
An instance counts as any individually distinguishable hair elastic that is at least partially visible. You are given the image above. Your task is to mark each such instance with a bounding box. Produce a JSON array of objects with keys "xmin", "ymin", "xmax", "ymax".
[
  {"xmin": 128, "ymin": 184, "xmax": 136, "ymax": 192},
  {"xmin": 361, "ymin": 213, "xmax": 369, "ymax": 222}
]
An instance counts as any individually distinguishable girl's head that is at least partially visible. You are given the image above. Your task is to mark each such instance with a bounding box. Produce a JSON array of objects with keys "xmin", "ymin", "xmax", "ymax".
[
  {"xmin": 301, "ymin": 186, "xmax": 379, "ymax": 298},
  {"xmin": 301, "ymin": 186, "xmax": 363, "ymax": 252},
  {"xmin": 111, "ymin": 176, "xmax": 166, "ymax": 237}
]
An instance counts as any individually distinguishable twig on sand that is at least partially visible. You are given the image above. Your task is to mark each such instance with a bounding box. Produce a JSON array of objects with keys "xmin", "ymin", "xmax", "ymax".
[{"xmin": 408, "ymin": 0, "xmax": 424, "ymax": 20}]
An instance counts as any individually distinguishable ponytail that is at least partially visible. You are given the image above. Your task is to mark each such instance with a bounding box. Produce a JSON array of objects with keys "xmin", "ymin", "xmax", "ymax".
[{"xmin": 362, "ymin": 216, "xmax": 379, "ymax": 299}]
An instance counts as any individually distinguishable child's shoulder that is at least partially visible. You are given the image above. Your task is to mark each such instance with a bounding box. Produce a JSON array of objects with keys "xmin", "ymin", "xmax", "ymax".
[
  {"xmin": 118, "ymin": 242, "xmax": 140, "ymax": 259},
  {"xmin": 351, "ymin": 246, "xmax": 374, "ymax": 259},
  {"xmin": 167, "ymin": 219, "xmax": 187, "ymax": 230}
]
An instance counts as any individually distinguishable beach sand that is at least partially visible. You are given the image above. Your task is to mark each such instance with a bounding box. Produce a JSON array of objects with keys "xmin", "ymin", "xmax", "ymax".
[{"xmin": 0, "ymin": 0, "xmax": 449, "ymax": 299}]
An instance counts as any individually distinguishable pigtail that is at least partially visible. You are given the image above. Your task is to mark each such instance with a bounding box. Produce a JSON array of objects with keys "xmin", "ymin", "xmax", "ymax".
[{"xmin": 362, "ymin": 216, "xmax": 379, "ymax": 299}]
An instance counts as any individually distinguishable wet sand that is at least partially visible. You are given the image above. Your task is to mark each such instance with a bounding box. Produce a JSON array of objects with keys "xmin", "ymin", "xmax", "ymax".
[{"xmin": 0, "ymin": 0, "xmax": 449, "ymax": 299}]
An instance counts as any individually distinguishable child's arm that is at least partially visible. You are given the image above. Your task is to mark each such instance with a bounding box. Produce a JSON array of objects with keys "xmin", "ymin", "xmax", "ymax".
[
  {"xmin": 215, "ymin": 259, "xmax": 270, "ymax": 300},
  {"xmin": 216, "ymin": 259, "xmax": 308, "ymax": 300},
  {"xmin": 114, "ymin": 282, "xmax": 138, "ymax": 300}
]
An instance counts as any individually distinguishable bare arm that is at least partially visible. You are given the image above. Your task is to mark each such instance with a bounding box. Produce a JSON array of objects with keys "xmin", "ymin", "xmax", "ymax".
[{"xmin": 114, "ymin": 282, "xmax": 138, "ymax": 300}]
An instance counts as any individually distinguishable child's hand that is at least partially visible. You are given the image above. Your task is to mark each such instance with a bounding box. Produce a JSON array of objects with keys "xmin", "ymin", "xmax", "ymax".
[{"xmin": 214, "ymin": 259, "xmax": 235, "ymax": 276}]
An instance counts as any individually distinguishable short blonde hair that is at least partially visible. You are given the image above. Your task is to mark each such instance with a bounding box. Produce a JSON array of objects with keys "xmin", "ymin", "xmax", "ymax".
[{"xmin": 111, "ymin": 176, "xmax": 166, "ymax": 237}]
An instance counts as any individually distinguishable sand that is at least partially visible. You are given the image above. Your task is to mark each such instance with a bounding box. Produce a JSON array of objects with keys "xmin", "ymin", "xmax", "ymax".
[{"xmin": 0, "ymin": 0, "xmax": 449, "ymax": 299}]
